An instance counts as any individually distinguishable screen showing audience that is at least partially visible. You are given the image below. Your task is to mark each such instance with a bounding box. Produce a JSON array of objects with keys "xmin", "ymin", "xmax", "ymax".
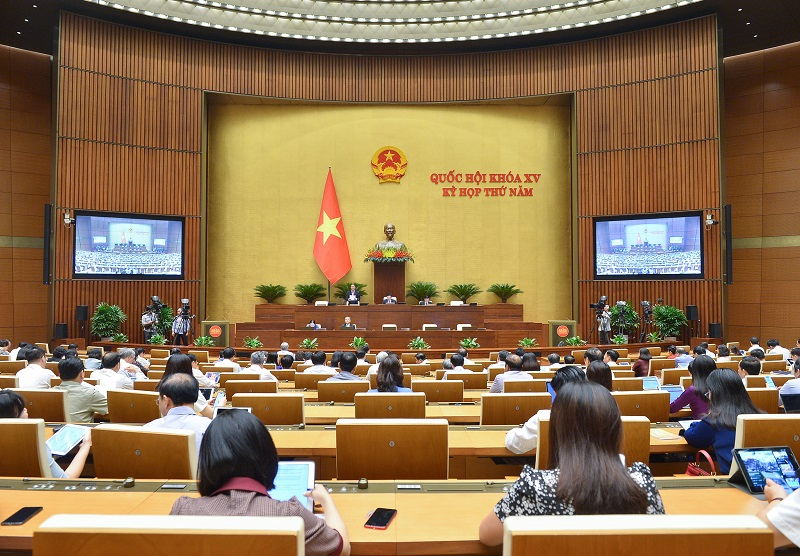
[
  {"xmin": 594, "ymin": 212, "xmax": 703, "ymax": 279},
  {"xmin": 73, "ymin": 213, "xmax": 184, "ymax": 279}
]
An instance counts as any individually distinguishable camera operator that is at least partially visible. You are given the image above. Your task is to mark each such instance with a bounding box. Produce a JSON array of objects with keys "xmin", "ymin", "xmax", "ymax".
[
  {"xmin": 172, "ymin": 303, "xmax": 194, "ymax": 346},
  {"xmin": 141, "ymin": 305, "xmax": 158, "ymax": 343},
  {"xmin": 597, "ymin": 304, "xmax": 611, "ymax": 344}
]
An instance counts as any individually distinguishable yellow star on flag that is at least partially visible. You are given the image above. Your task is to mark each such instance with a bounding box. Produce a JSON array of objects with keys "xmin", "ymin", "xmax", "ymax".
[{"xmin": 317, "ymin": 210, "xmax": 342, "ymax": 245}]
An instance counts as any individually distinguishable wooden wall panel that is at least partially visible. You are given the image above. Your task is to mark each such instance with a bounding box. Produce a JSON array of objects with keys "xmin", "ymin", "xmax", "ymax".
[
  {"xmin": 55, "ymin": 13, "xmax": 722, "ymax": 344},
  {"xmin": 725, "ymin": 41, "xmax": 800, "ymax": 345}
]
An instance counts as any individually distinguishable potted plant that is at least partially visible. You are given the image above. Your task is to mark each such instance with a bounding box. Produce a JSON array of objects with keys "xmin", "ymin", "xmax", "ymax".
[
  {"xmin": 405, "ymin": 281, "xmax": 439, "ymax": 302},
  {"xmin": 652, "ymin": 304, "xmax": 688, "ymax": 341},
  {"xmin": 90, "ymin": 302, "xmax": 127, "ymax": 340},
  {"xmin": 111, "ymin": 333, "xmax": 129, "ymax": 343},
  {"xmin": 609, "ymin": 302, "xmax": 640, "ymax": 341},
  {"xmin": 155, "ymin": 304, "xmax": 175, "ymax": 337},
  {"xmin": 564, "ymin": 336, "xmax": 587, "ymax": 346},
  {"xmin": 518, "ymin": 337, "xmax": 539, "ymax": 348},
  {"xmin": 446, "ymin": 283, "xmax": 482, "ymax": 303},
  {"xmin": 254, "ymin": 284, "xmax": 288, "ymax": 303},
  {"xmin": 299, "ymin": 338, "xmax": 319, "ymax": 350},
  {"xmin": 349, "ymin": 337, "xmax": 368, "ymax": 350},
  {"xmin": 335, "ymin": 283, "xmax": 368, "ymax": 304},
  {"xmin": 194, "ymin": 336, "xmax": 215, "ymax": 347},
  {"xmin": 646, "ymin": 331, "xmax": 662, "ymax": 343},
  {"xmin": 460, "ymin": 337, "xmax": 480, "ymax": 349},
  {"xmin": 488, "ymin": 283, "xmax": 523, "ymax": 303},
  {"xmin": 243, "ymin": 336, "xmax": 263, "ymax": 349},
  {"xmin": 611, "ymin": 334, "xmax": 627, "ymax": 345},
  {"xmin": 294, "ymin": 283, "xmax": 326, "ymax": 304},
  {"xmin": 408, "ymin": 336, "xmax": 430, "ymax": 350},
  {"xmin": 148, "ymin": 333, "xmax": 167, "ymax": 345}
]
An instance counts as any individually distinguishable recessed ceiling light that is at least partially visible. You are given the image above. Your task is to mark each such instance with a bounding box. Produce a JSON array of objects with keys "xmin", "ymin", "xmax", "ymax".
[
  {"xmin": 738, "ymin": 8, "xmax": 742, "ymax": 11},
  {"xmin": 753, "ymin": 34, "xmax": 758, "ymax": 37},
  {"xmin": 746, "ymin": 22, "xmax": 750, "ymax": 25},
  {"xmin": 24, "ymin": 19, "xmax": 29, "ymax": 22}
]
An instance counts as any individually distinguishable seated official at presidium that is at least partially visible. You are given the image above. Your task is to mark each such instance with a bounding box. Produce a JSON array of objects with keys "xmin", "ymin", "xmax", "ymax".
[{"xmin": 339, "ymin": 316, "xmax": 356, "ymax": 330}]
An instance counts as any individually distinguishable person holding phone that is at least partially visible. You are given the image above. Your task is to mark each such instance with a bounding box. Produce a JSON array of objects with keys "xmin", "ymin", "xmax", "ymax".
[
  {"xmin": 0, "ymin": 389, "xmax": 92, "ymax": 479},
  {"xmin": 480, "ymin": 381, "xmax": 664, "ymax": 546},
  {"xmin": 170, "ymin": 410, "xmax": 350, "ymax": 556}
]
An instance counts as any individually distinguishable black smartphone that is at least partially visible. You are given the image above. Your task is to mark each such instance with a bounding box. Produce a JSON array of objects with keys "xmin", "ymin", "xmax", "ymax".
[
  {"xmin": 364, "ymin": 508, "xmax": 397, "ymax": 529},
  {"xmin": 2, "ymin": 507, "xmax": 43, "ymax": 526}
]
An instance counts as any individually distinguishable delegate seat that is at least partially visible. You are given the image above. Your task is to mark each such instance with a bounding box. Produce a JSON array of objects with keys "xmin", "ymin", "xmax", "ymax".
[
  {"xmin": 403, "ymin": 363, "xmax": 430, "ymax": 376},
  {"xmin": 336, "ymin": 418, "xmax": 448, "ymax": 480},
  {"xmin": 148, "ymin": 370, "xmax": 165, "ymax": 381},
  {"xmin": 444, "ymin": 371, "xmax": 489, "ymax": 389},
  {"xmin": 12, "ymin": 388, "xmax": 66, "ymax": 422},
  {"xmin": 715, "ymin": 360, "xmax": 740, "ymax": 372},
  {"xmin": 649, "ymin": 359, "xmax": 677, "ymax": 380},
  {"xmin": 536, "ymin": 415, "xmax": 650, "ymax": 470},
  {"xmin": 225, "ymin": 380, "xmax": 279, "ymax": 397},
  {"xmin": 503, "ymin": 379, "xmax": 548, "ymax": 394},
  {"xmin": 611, "ymin": 391, "xmax": 670, "ymax": 423},
  {"xmin": 188, "ymin": 350, "xmax": 210, "ymax": 363},
  {"xmin": 610, "ymin": 368, "xmax": 635, "ymax": 378},
  {"xmin": 218, "ymin": 372, "xmax": 260, "ymax": 389},
  {"xmin": 762, "ymin": 360, "xmax": 789, "ymax": 374},
  {"xmin": 107, "ymin": 390, "xmax": 160, "ymax": 424},
  {"xmin": 770, "ymin": 374, "xmax": 794, "ymax": 388},
  {"xmin": 744, "ymin": 375, "xmax": 766, "ymax": 389},
  {"xmin": 132, "ymin": 379, "xmax": 160, "ymax": 392},
  {"xmin": 745, "ymin": 388, "xmax": 780, "ymax": 414},
  {"xmin": 317, "ymin": 380, "xmax": 370, "ymax": 403},
  {"xmin": 232, "ymin": 393, "xmax": 305, "ymax": 426},
  {"xmin": 354, "ymin": 392, "xmax": 426, "ymax": 419},
  {"xmin": 271, "ymin": 369, "xmax": 295, "ymax": 381},
  {"xmin": 295, "ymin": 372, "xmax": 335, "ymax": 390},
  {"xmin": 34, "ymin": 515, "xmax": 305, "ymax": 556},
  {"xmin": 731, "ymin": 414, "xmax": 800, "ymax": 476},
  {"xmin": 765, "ymin": 353, "xmax": 785, "ymax": 361},
  {"xmin": 480, "ymin": 393, "xmax": 551, "ymax": 426},
  {"xmin": 91, "ymin": 424, "xmax": 197, "ymax": 480},
  {"xmin": 660, "ymin": 368, "xmax": 690, "ymax": 386},
  {"xmin": 0, "ymin": 374, "xmax": 18, "ymax": 388},
  {"xmin": 611, "ymin": 377, "xmax": 644, "ymax": 391},
  {"xmin": 0, "ymin": 360, "xmax": 27, "ymax": 374},
  {"xmin": 149, "ymin": 348, "xmax": 170, "ymax": 359},
  {"xmin": 0, "ymin": 418, "xmax": 52, "ymax": 477},
  {"xmin": 502, "ymin": 514, "xmax": 771, "ymax": 556},
  {"xmin": 411, "ymin": 380, "xmax": 464, "ymax": 403}
]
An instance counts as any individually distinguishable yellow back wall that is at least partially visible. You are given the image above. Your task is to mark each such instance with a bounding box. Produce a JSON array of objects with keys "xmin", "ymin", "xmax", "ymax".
[{"xmin": 206, "ymin": 101, "xmax": 573, "ymax": 324}]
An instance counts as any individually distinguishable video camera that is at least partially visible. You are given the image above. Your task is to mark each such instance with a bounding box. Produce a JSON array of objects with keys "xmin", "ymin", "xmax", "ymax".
[
  {"xmin": 589, "ymin": 295, "xmax": 608, "ymax": 316},
  {"xmin": 178, "ymin": 298, "xmax": 194, "ymax": 319}
]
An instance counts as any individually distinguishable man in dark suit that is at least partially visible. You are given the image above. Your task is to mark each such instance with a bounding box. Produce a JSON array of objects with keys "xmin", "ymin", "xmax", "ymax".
[
  {"xmin": 340, "ymin": 316, "xmax": 356, "ymax": 330},
  {"xmin": 345, "ymin": 284, "xmax": 361, "ymax": 305},
  {"xmin": 382, "ymin": 293, "xmax": 397, "ymax": 304},
  {"xmin": 419, "ymin": 296, "xmax": 433, "ymax": 305}
]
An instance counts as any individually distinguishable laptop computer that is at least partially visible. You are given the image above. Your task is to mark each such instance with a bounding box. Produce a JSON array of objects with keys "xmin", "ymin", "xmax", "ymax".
[
  {"xmin": 642, "ymin": 376, "xmax": 660, "ymax": 391},
  {"xmin": 659, "ymin": 385, "xmax": 684, "ymax": 405},
  {"xmin": 269, "ymin": 461, "xmax": 316, "ymax": 511},
  {"xmin": 731, "ymin": 446, "xmax": 800, "ymax": 500}
]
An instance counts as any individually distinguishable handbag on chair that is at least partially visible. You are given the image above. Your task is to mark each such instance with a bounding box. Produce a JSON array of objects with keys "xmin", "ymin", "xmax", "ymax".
[{"xmin": 686, "ymin": 449, "xmax": 716, "ymax": 476}]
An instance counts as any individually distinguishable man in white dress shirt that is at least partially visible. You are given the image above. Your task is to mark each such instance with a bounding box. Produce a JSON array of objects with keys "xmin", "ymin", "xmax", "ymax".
[
  {"xmin": 90, "ymin": 351, "xmax": 133, "ymax": 391},
  {"xmin": 490, "ymin": 354, "xmax": 532, "ymax": 393},
  {"xmin": 767, "ymin": 339, "xmax": 792, "ymax": 360},
  {"xmin": 117, "ymin": 348, "xmax": 147, "ymax": 380},
  {"xmin": 213, "ymin": 347, "xmax": 241, "ymax": 371},
  {"xmin": 16, "ymin": 346, "xmax": 57, "ymax": 389},
  {"xmin": 303, "ymin": 351, "xmax": 335, "ymax": 374},
  {"xmin": 143, "ymin": 373, "xmax": 211, "ymax": 457},
  {"xmin": 244, "ymin": 351, "xmax": 277, "ymax": 381}
]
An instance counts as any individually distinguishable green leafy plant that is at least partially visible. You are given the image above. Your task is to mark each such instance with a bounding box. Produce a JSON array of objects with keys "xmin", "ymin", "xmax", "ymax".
[
  {"xmin": 446, "ymin": 283, "xmax": 482, "ymax": 303},
  {"xmin": 243, "ymin": 336, "xmax": 263, "ymax": 349},
  {"xmin": 194, "ymin": 336, "xmax": 215, "ymax": 347},
  {"xmin": 408, "ymin": 336, "xmax": 431, "ymax": 350},
  {"xmin": 646, "ymin": 331, "xmax": 662, "ymax": 343},
  {"xmin": 564, "ymin": 336, "xmax": 587, "ymax": 346},
  {"xmin": 460, "ymin": 337, "xmax": 480, "ymax": 349},
  {"xmin": 609, "ymin": 302, "xmax": 641, "ymax": 334},
  {"xmin": 111, "ymin": 333, "xmax": 129, "ymax": 343},
  {"xmin": 155, "ymin": 305, "xmax": 175, "ymax": 337},
  {"xmin": 488, "ymin": 283, "xmax": 523, "ymax": 303},
  {"xmin": 349, "ymin": 336, "xmax": 368, "ymax": 349},
  {"xmin": 611, "ymin": 334, "xmax": 627, "ymax": 345},
  {"xmin": 148, "ymin": 333, "xmax": 167, "ymax": 345},
  {"xmin": 294, "ymin": 283, "xmax": 326, "ymax": 304},
  {"xmin": 518, "ymin": 337, "xmax": 539, "ymax": 348},
  {"xmin": 254, "ymin": 284, "xmax": 288, "ymax": 303},
  {"xmin": 652, "ymin": 304, "xmax": 688, "ymax": 339},
  {"xmin": 299, "ymin": 338, "xmax": 319, "ymax": 350},
  {"xmin": 90, "ymin": 302, "xmax": 127, "ymax": 339},
  {"xmin": 405, "ymin": 281, "xmax": 440, "ymax": 302},
  {"xmin": 334, "ymin": 283, "xmax": 368, "ymax": 303}
]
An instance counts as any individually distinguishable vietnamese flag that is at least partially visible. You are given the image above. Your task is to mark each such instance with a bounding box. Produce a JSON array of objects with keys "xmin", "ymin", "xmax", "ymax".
[{"xmin": 313, "ymin": 169, "xmax": 352, "ymax": 284}]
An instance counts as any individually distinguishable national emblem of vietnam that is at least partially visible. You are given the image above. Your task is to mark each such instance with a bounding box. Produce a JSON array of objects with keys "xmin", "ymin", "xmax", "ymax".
[{"xmin": 371, "ymin": 147, "xmax": 408, "ymax": 184}]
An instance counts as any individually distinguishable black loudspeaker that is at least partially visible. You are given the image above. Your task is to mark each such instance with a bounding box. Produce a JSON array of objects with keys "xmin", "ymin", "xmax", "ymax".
[
  {"xmin": 54, "ymin": 323, "xmax": 68, "ymax": 338},
  {"xmin": 75, "ymin": 305, "xmax": 89, "ymax": 322},
  {"xmin": 686, "ymin": 305, "xmax": 699, "ymax": 321},
  {"xmin": 43, "ymin": 204, "xmax": 51, "ymax": 285},
  {"xmin": 709, "ymin": 323, "xmax": 722, "ymax": 339}
]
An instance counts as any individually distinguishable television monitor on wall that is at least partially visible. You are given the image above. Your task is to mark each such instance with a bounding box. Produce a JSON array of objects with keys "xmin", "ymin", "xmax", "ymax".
[
  {"xmin": 72, "ymin": 211, "xmax": 185, "ymax": 279},
  {"xmin": 593, "ymin": 211, "xmax": 703, "ymax": 280}
]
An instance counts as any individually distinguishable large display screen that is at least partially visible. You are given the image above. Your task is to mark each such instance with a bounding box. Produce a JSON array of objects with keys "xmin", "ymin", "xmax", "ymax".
[
  {"xmin": 594, "ymin": 212, "xmax": 703, "ymax": 280},
  {"xmin": 73, "ymin": 212, "xmax": 184, "ymax": 279}
]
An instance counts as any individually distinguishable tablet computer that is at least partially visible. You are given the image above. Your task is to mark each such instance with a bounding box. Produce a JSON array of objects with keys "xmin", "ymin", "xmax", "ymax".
[
  {"xmin": 642, "ymin": 376, "xmax": 660, "ymax": 391},
  {"xmin": 46, "ymin": 424, "xmax": 88, "ymax": 456},
  {"xmin": 659, "ymin": 385, "xmax": 684, "ymax": 404},
  {"xmin": 269, "ymin": 461, "xmax": 316, "ymax": 511},
  {"xmin": 205, "ymin": 372, "xmax": 220, "ymax": 384},
  {"xmin": 212, "ymin": 406, "xmax": 251, "ymax": 418},
  {"xmin": 732, "ymin": 446, "xmax": 800, "ymax": 495},
  {"xmin": 199, "ymin": 388, "xmax": 214, "ymax": 401}
]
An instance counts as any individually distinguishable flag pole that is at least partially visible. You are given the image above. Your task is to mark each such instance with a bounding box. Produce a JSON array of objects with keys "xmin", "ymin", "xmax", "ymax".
[{"xmin": 328, "ymin": 280, "xmax": 331, "ymax": 303}]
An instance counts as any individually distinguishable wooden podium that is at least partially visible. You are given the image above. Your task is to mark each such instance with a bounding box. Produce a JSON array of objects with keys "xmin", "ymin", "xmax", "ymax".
[{"xmin": 373, "ymin": 262, "xmax": 406, "ymax": 303}]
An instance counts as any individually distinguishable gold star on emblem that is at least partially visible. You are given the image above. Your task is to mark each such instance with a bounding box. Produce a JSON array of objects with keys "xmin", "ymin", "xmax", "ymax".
[
  {"xmin": 317, "ymin": 211, "xmax": 342, "ymax": 244},
  {"xmin": 383, "ymin": 151, "xmax": 395, "ymax": 161}
]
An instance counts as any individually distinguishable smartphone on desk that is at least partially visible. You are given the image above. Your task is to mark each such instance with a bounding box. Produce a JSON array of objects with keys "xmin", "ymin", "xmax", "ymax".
[
  {"xmin": 365, "ymin": 508, "xmax": 397, "ymax": 529},
  {"xmin": 2, "ymin": 507, "xmax": 43, "ymax": 526}
]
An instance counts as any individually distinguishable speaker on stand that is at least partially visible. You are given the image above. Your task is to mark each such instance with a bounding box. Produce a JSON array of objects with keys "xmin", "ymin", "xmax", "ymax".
[
  {"xmin": 76, "ymin": 305, "xmax": 89, "ymax": 345},
  {"xmin": 686, "ymin": 305, "xmax": 699, "ymax": 343}
]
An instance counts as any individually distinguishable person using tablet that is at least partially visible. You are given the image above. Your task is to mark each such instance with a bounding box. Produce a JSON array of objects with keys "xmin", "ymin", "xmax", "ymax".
[
  {"xmin": 480, "ymin": 381, "xmax": 664, "ymax": 546},
  {"xmin": 758, "ymin": 478, "xmax": 800, "ymax": 549},
  {"xmin": 683, "ymin": 368, "xmax": 764, "ymax": 474},
  {"xmin": 170, "ymin": 410, "xmax": 350, "ymax": 556},
  {"xmin": 0, "ymin": 389, "xmax": 92, "ymax": 479}
]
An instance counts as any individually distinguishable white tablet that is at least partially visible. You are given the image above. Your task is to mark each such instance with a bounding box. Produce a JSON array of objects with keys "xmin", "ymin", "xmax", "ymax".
[
  {"xmin": 269, "ymin": 461, "xmax": 316, "ymax": 510},
  {"xmin": 212, "ymin": 406, "xmax": 250, "ymax": 418},
  {"xmin": 46, "ymin": 424, "xmax": 88, "ymax": 456}
]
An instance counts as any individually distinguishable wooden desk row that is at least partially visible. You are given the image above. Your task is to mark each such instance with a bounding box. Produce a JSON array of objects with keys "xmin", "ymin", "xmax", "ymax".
[{"xmin": 0, "ymin": 477, "xmax": 767, "ymax": 555}]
